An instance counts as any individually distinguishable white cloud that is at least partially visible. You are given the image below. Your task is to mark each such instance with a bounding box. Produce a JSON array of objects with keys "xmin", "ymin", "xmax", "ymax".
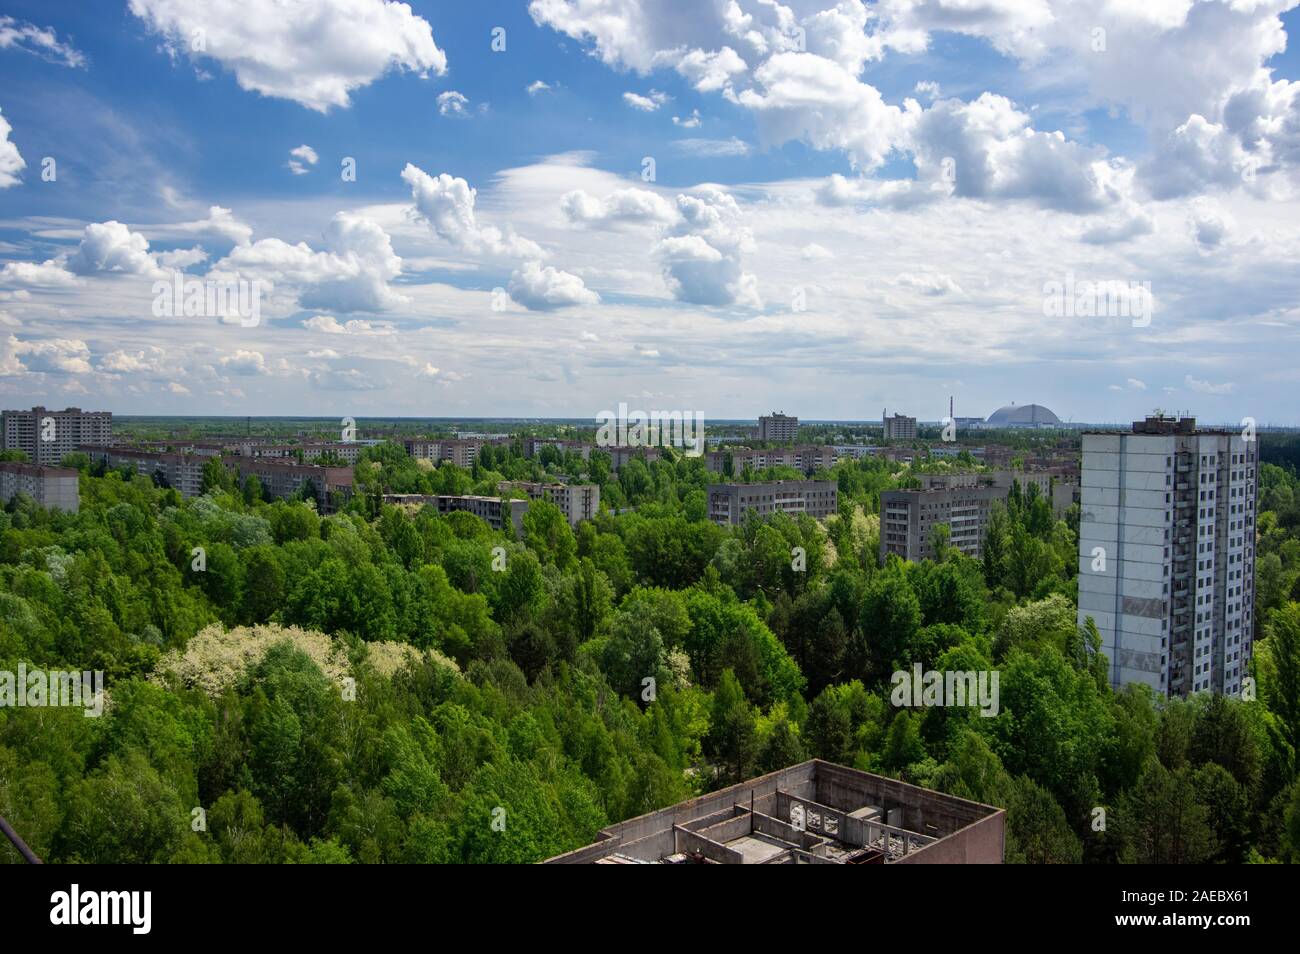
[
  {"xmin": 0, "ymin": 16, "xmax": 86, "ymax": 68},
  {"xmin": 801, "ymin": 243, "xmax": 833, "ymax": 260},
  {"xmin": 402, "ymin": 163, "xmax": 545, "ymax": 259},
  {"xmin": 1185, "ymin": 373, "xmax": 1234, "ymax": 395},
  {"xmin": 127, "ymin": 0, "xmax": 447, "ymax": 112},
  {"xmin": 561, "ymin": 187, "xmax": 678, "ymax": 228},
  {"xmin": 3, "ymin": 334, "xmax": 92, "ymax": 375},
  {"xmin": 527, "ymin": 80, "xmax": 552, "ymax": 95},
  {"xmin": 672, "ymin": 136, "xmax": 751, "ymax": 158},
  {"xmin": 508, "ymin": 260, "xmax": 599, "ymax": 310},
  {"xmin": 416, "ymin": 362, "xmax": 440, "ymax": 379},
  {"xmin": 438, "ymin": 90, "xmax": 470, "ymax": 117},
  {"xmin": 623, "ymin": 89, "xmax": 669, "ymax": 111},
  {"xmin": 655, "ymin": 189, "xmax": 759, "ymax": 307},
  {"xmin": 301, "ymin": 314, "xmax": 396, "ymax": 334},
  {"xmin": 213, "ymin": 212, "xmax": 405, "ymax": 312},
  {"xmin": 0, "ymin": 108, "xmax": 26, "ymax": 189},
  {"xmin": 220, "ymin": 349, "xmax": 268, "ymax": 375},
  {"xmin": 100, "ymin": 346, "xmax": 169, "ymax": 375},
  {"xmin": 672, "ymin": 109, "xmax": 701, "ymax": 128},
  {"xmin": 288, "ymin": 143, "xmax": 319, "ymax": 175},
  {"xmin": 66, "ymin": 220, "xmax": 167, "ymax": 279},
  {"xmin": 310, "ymin": 366, "xmax": 385, "ymax": 390}
]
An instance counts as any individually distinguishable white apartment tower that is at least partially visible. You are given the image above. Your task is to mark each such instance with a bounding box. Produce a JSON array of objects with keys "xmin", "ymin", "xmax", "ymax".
[
  {"xmin": 2, "ymin": 406, "xmax": 113, "ymax": 466},
  {"xmin": 1077, "ymin": 416, "xmax": 1256, "ymax": 698}
]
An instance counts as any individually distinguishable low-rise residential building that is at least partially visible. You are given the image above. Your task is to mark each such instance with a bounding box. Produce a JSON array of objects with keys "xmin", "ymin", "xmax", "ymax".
[
  {"xmin": 523, "ymin": 437, "xmax": 592, "ymax": 460},
  {"xmin": 0, "ymin": 461, "xmax": 79, "ymax": 512},
  {"xmin": 706, "ymin": 445, "xmax": 838, "ymax": 475},
  {"xmin": 383, "ymin": 493, "xmax": 529, "ymax": 536},
  {"xmin": 602, "ymin": 445, "xmax": 662, "ymax": 470},
  {"xmin": 238, "ymin": 442, "xmax": 364, "ymax": 464},
  {"xmin": 233, "ymin": 458, "xmax": 353, "ymax": 510},
  {"xmin": 82, "ymin": 445, "xmax": 207, "ymax": 497},
  {"xmin": 498, "ymin": 481, "xmax": 599, "ymax": 525},
  {"xmin": 707, "ymin": 479, "xmax": 838, "ymax": 525}
]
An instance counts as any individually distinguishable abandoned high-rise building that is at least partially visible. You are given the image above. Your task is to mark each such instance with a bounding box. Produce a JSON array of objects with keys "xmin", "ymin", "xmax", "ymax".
[{"xmin": 1076, "ymin": 416, "xmax": 1256, "ymax": 697}]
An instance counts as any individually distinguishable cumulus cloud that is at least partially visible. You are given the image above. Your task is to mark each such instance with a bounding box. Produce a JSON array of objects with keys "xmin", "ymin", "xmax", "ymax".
[
  {"xmin": 0, "ymin": 15, "xmax": 86, "ymax": 68},
  {"xmin": 437, "ymin": 90, "xmax": 470, "ymax": 117},
  {"xmin": 2, "ymin": 334, "xmax": 92, "ymax": 375},
  {"xmin": 288, "ymin": 143, "xmax": 318, "ymax": 175},
  {"xmin": 127, "ymin": 0, "xmax": 447, "ymax": 111},
  {"xmin": 527, "ymin": 80, "xmax": 552, "ymax": 95},
  {"xmin": 0, "ymin": 108, "xmax": 26, "ymax": 188},
  {"xmin": 145, "ymin": 205, "xmax": 254, "ymax": 248},
  {"xmin": 737, "ymin": 52, "xmax": 912, "ymax": 170},
  {"xmin": 301, "ymin": 314, "xmax": 396, "ymax": 334},
  {"xmin": 655, "ymin": 190, "xmax": 759, "ymax": 307},
  {"xmin": 100, "ymin": 345, "xmax": 169, "ymax": 375},
  {"xmin": 402, "ymin": 163, "xmax": 544, "ymax": 258},
  {"xmin": 66, "ymin": 220, "xmax": 168, "ymax": 279},
  {"xmin": 220, "ymin": 349, "xmax": 268, "ymax": 375},
  {"xmin": 623, "ymin": 89, "xmax": 669, "ymax": 111},
  {"xmin": 560, "ymin": 187, "xmax": 677, "ymax": 228},
  {"xmin": 508, "ymin": 260, "xmax": 599, "ymax": 310},
  {"xmin": 213, "ymin": 212, "xmax": 405, "ymax": 312},
  {"xmin": 672, "ymin": 109, "xmax": 701, "ymax": 128}
]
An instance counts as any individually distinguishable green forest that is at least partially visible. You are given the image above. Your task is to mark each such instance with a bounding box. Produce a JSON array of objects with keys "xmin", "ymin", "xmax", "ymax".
[{"xmin": 2, "ymin": 439, "xmax": 1300, "ymax": 864}]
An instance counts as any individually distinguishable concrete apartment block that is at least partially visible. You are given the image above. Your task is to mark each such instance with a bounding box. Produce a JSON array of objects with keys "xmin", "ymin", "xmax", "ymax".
[
  {"xmin": 383, "ymin": 493, "xmax": 528, "ymax": 537},
  {"xmin": 758, "ymin": 412, "xmax": 800, "ymax": 443},
  {"xmin": 0, "ymin": 461, "xmax": 80, "ymax": 512},
  {"xmin": 883, "ymin": 411, "xmax": 917, "ymax": 440},
  {"xmin": 234, "ymin": 458, "xmax": 353, "ymax": 511},
  {"xmin": 707, "ymin": 480, "xmax": 838, "ymax": 525},
  {"xmin": 706, "ymin": 445, "xmax": 837, "ymax": 474},
  {"xmin": 880, "ymin": 485, "xmax": 1004, "ymax": 563},
  {"xmin": 544, "ymin": 760, "xmax": 1004, "ymax": 864},
  {"xmin": 3, "ymin": 407, "xmax": 113, "ymax": 466},
  {"xmin": 82, "ymin": 446, "xmax": 206, "ymax": 497},
  {"xmin": 523, "ymin": 437, "xmax": 591, "ymax": 460},
  {"xmin": 1077, "ymin": 417, "xmax": 1256, "ymax": 698},
  {"xmin": 603, "ymin": 445, "xmax": 662, "ymax": 471},
  {"xmin": 498, "ymin": 481, "xmax": 599, "ymax": 526}
]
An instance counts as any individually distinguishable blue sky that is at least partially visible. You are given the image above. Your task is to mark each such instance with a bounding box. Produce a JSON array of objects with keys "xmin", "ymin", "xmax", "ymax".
[{"xmin": 2, "ymin": 1, "xmax": 1300, "ymax": 424}]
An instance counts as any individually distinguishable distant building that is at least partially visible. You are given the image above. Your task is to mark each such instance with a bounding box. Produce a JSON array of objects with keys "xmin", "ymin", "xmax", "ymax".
[
  {"xmin": 3, "ymin": 407, "xmax": 112, "ymax": 466},
  {"xmin": 404, "ymin": 438, "xmax": 508, "ymax": 468},
  {"xmin": 81, "ymin": 446, "xmax": 351, "ymax": 510},
  {"xmin": 83, "ymin": 446, "xmax": 206, "ymax": 497},
  {"xmin": 758, "ymin": 412, "xmax": 800, "ymax": 443},
  {"xmin": 0, "ymin": 461, "xmax": 79, "ymax": 512},
  {"xmin": 603, "ymin": 445, "xmax": 661, "ymax": 471},
  {"xmin": 384, "ymin": 493, "xmax": 529, "ymax": 537},
  {"xmin": 1077, "ymin": 416, "xmax": 1256, "ymax": 698},
  {"xmin": 984, "ymin": 404, "xmax": 1061, "ymax": 428},
  {"xmin": 706, "ymin": 445, "xmax": 837, "ymax": 474},
  {"xmin": 707, "ymin": 479, "xmax": 838, "ymax": 525},
  {"xmin": 237, "ymin": 442, "xmax": 364, "ymax": 464},
  {"xmin": 545, "ymin": 759, "xmax": 1004, "ymax": 864},
  {"xmin": 523, "ymin": 437, "xmax": 592, "ymax": 461},
  {"xmin": 882, "ymin": 411, "xmax": 917, "ymax": 441},
  {"xmin": 233, "ymin": 458, "xmax": 353, "ymax": 510},
  {"xmin": 499, "ymin": 481, "xmax": 599, "ymax": 525},
  {"xmin": 831, "ymin": 445, "xmax": 881, "ymax": 460}
]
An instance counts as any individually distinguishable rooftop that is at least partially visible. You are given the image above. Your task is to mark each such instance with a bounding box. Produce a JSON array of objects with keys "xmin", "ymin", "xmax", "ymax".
[{"xmin": 544, "ymin": 759, "xmax": 1004, "ymax": 865}]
